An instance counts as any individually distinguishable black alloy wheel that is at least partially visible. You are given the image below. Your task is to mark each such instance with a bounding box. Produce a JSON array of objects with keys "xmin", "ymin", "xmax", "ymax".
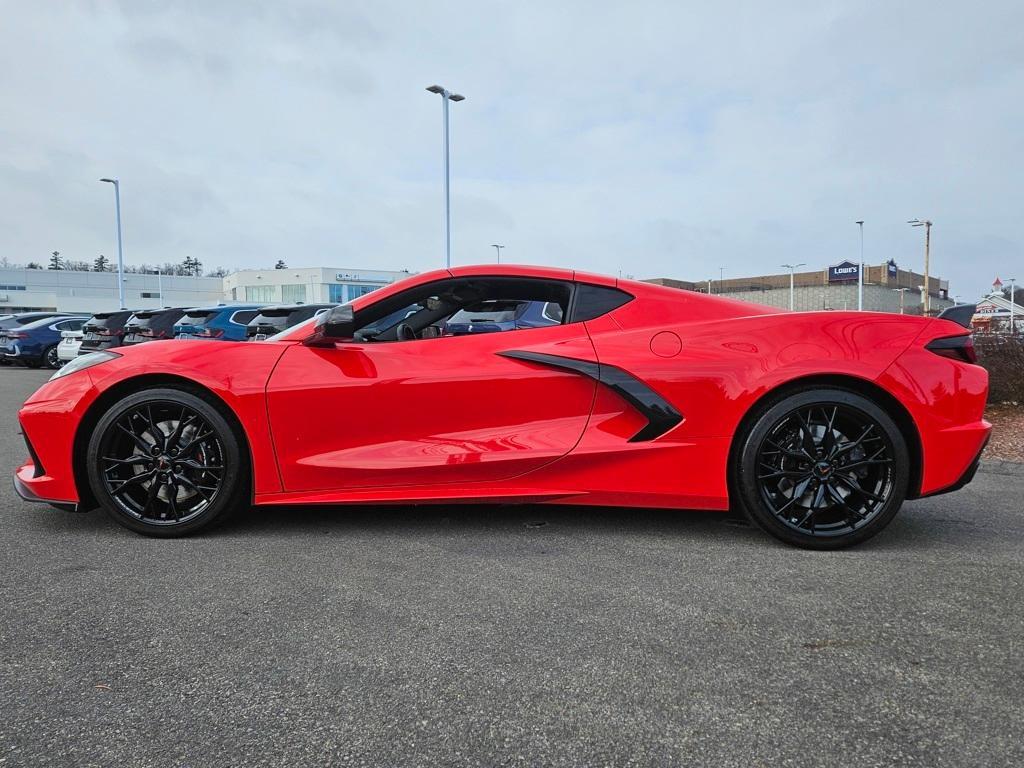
[
  {"xmin": 86, "ymin": 387, "xmax": 247, "ymax": 536},
  {"xmin": 44, "ymin": 345, "xmax": 60, "ymax": 370},
  {"xmin": 734, "ymin": 388, "xmax": 909, "ymax": 549}
]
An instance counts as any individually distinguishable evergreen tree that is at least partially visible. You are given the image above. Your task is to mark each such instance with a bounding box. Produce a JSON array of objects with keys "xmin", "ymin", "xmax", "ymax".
[
  {"xmin": 275, "ymin": 259, "xmax": 287, "ymax": 270},
  {"xmin": 49, "ymin": 251, "xmax": 64, "ymax": 270},
  {"xmin": 93, "ymin": 254, "xmax": 110, "ymax": 272}
]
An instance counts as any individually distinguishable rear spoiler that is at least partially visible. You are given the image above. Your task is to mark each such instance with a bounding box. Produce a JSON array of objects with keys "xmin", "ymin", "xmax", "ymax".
[{"xmin": 937, "ymin": 303, "xmax": 975, "ymax": 329}]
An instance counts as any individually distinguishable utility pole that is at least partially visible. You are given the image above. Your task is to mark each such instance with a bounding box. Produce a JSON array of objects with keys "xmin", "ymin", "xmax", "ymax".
[
  {"xmin": 426, "ymin": 85, "xmax": 466, "ymax": 269},
  {"xmin": 781, "ymin": 263, "xmax": 806, "ymax": 311},
  {"xmin": 855, "ymin": 220, "xmax": 864, "ymax": 311},
  {"xmin": 718, "ymin": 267, "xmax": 725, "ymax": 294},
  {"xmin": 491, "ymin": 244, "xmax": 505, "ymax": 263},
  {"xmin": 908, "ymin": 219, "xmax": 933, "ymax": 314}
]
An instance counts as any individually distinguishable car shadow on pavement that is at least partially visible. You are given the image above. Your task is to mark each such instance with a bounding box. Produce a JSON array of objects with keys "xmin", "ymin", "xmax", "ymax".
[{"xmin": 16, "ymin": 496, "xmax": 1000, "ymax": 552}]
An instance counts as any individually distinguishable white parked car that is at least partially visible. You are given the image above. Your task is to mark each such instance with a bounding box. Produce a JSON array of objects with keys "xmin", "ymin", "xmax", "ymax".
[{"xmin": 56, "ymin": 329, "xmax": 84, "ymax": 364}]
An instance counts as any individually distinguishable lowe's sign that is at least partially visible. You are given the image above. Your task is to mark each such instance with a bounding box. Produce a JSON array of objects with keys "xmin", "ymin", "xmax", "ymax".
[{"xmin": 828, "ymin": 260, "xmax": 861, "ymax": 282}]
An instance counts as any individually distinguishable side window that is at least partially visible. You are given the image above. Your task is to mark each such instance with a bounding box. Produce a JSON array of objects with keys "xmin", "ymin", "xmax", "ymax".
[
  {"xmin": 570, "ymin": 284, "xmax": 633, "ymax": 322},
  {"xmin": 353, "ymin": 277, "xmax": 573, "ymax": 343},
  {"xmin": 232, "ymin": 310, "xmax": 259, "ymax": 325}
]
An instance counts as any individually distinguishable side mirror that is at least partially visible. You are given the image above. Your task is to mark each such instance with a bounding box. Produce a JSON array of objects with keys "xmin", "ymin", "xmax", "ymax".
[{"xmin": 304, "ymin": 304, "xmax": 355, "ymax": 347}]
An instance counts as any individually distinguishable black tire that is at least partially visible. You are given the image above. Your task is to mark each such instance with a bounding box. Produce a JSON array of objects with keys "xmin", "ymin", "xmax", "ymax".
[
  {"xmin": 86, "ymin": 387, "xmax": 249, "ymax": 537},
  {"xmin": 43, "ymin": 345, "xmax": 60, "ymax": 370},
  {"xmin": 733, "ymin": 387, "xmax": 909, "ymax": 550}
]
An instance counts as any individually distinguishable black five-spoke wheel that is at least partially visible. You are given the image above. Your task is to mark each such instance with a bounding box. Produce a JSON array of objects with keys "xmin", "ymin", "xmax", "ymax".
[
  {"xmin": 87, "ymin": 387, "xmax": 247, "ymax": 536},
  {"xmin": 735, "ymin": 388, "xmax": 909, "ymax": 549}
]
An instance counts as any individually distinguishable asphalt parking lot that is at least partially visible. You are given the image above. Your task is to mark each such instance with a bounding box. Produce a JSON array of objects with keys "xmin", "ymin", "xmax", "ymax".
[{"xmin": 1, "ymin": 368, "xmax": 1022, "ymax": 767}]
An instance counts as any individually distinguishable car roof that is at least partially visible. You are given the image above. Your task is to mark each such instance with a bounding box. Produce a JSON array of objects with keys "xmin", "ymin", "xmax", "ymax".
[
  {"xmin": 129, "ymin": 307, "xmax": 191, "ymax": 318},
  {"xmin": 18, "ymin": 315, "xmax": 90, "ymax": 329},
  {"xmin": 253, "ymin": 303, "xmax": 335, "ymax": 315},
  {"xmin": 181, "ymin": 304, "xmax": 266, "ymax": 313}
]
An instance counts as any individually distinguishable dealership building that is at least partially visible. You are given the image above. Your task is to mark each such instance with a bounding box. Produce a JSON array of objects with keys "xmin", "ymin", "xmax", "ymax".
[
  {"xmin": 0, "ymin": 265, "xmax": 411, "ymax": 315},
  {"xmin": 646, "ymin": 260, "xmax": 954, "ymax": 315}
]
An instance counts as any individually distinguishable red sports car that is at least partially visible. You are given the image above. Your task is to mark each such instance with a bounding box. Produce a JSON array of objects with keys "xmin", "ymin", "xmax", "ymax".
[{"xmin": 14, "ymin": 265, "xmax": 990, "ymax": 548}]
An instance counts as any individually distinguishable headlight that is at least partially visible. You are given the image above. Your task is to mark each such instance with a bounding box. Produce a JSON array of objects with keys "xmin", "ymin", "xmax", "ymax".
[{"xmin": 49, "ymin": 351, "xmax": 120, "ymax": 381}]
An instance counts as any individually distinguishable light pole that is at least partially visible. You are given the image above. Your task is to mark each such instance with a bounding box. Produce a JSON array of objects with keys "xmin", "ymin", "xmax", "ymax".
[
  {"xmin": 855, "ymin": 220, "xmax": 864, "ymax": 311},
  {"xmin": 781, "ymin": 263, "xmax": 806, "ymax": 311},
  {"xmin": 706, "ymin": 278, "xmax": 712, "ymax": 294},
  {"xmin": 1009, "ymin": 277, "xmax": 1017, "ymax": 336},
  {"xmin": 908, "ymin": 219, "xmax": 932, "ymax": 314},
  {"xmin": 718, "ymin": 267, "xmax": 725, "ymax": 294},
  {"xmin": 894, "ymin": 287, "xmax": 909, "ymax": 314},
  {"xmin": 148, "ymin": 268, "xmax": 163, "ymax": 306},
  {"xmin": 100, "ymin": 178, "xmax": 125, "ymax": 309},
  {"xmin": 491, "ymin": 244, "xmax": 505, "ymax": 263},
  {"xmin": 426, "ymin": 85, "xmax": 466, "ymax": 269}
]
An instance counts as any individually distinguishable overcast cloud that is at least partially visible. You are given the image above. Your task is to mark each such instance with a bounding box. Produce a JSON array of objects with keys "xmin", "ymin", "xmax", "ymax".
[{"xmin": 1, "ymin": 0, "xmax": 1021, "ymax": 297}]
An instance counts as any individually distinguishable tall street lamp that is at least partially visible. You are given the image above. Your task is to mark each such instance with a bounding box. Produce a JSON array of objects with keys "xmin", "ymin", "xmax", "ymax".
[
  {"xmin": 894, "ymin": 287, "xmax": 909, "ymax": 315},
  {"xmin": 100, "ymin": 178, "xmax": 126, "ymax": 309},
  {"xmin": 855, "ymin": 220, "xmax": 864, "ymax": 311},
  {"xmin": 147, "ymin": 268, "xmax": 163, "ymax": 306},
  {"xmin": 1009, "ymin": 277, "xmax": 1017, "ymax": 336},
  {"xmin": 426, "ymin": 85, "xmax": 466, "ymax": 269},
  {"xmin": 718, "ymin": 266, "xmax": 726, "ymax": 294},
  {"xmin": 781, "ymin": 263, "xmax": 806, "ymax": 311},
  {"xmin": 908, "ymin": 219, "xmax": 933, "ymax": 314},
  {"xmin": 491, "ymin": 244, "xmax": 505, "ymax": 263}
]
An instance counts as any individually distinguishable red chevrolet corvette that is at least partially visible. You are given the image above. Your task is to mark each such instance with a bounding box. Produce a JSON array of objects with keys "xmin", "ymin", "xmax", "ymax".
[{"xmin": 15, "ymin": 264, "xmax": 989, "ymax": 548}]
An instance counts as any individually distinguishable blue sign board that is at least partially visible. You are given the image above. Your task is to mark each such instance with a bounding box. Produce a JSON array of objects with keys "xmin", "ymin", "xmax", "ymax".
[
  {"xmin": 887, "ymin": 259, "xmax": 898, "ymax": 277},
  {"xmin": 828, "ymin": 260, "xmax": 860, "ymax": 283}
]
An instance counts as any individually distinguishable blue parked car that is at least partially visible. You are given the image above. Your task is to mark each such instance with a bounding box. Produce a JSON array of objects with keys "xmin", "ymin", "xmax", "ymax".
[
  {"xmin": 173, "ymin": 304, "xmax": 265, "ymax": 341},
  {"xmin": 2, "ymin": 315, "xmax": 90, "ymax": 369},
  {"xmin": 443, "ymin": 299, "xmax": 563, "ymax": 335}
]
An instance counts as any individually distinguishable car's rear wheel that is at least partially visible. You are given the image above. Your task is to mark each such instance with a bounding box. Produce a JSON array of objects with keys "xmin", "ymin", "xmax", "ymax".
[
  {"xmin": 86, "ymin": 387, "xmax": 248, "ymax": 537},
  {"xmin": 43, "ymin": 345, "xmax": 60, "ymax": 369},
  {"xmin": 734, "ymin": 388, "xmax": 909, "ymax": 550}
]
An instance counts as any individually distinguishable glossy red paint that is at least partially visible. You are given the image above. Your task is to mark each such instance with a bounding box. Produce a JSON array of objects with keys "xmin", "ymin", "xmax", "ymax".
[{"xmin": 15, "ymin": 265, "xmax": 990, "ymax": 513}]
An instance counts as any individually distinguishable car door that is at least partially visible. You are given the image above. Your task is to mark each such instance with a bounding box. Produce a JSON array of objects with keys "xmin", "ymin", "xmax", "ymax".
[{"xmin": 266, "ymin": 286, "xmax": 598, "ymax": 492}]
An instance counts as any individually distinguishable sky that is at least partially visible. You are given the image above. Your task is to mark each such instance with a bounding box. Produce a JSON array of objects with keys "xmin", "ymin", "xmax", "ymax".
[{"xmin": 1, "ymin": 0, "xmax": 1021, "ymax": 299}]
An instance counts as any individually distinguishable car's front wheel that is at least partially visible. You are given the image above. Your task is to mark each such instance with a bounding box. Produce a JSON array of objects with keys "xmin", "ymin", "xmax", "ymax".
[
  {"xmin": 86, "ymin": 387, "xmax": 248, "ymax": 537},
  {"xmin": 734, "ymin": 387, "xmax": 909, "ymax": 550}
]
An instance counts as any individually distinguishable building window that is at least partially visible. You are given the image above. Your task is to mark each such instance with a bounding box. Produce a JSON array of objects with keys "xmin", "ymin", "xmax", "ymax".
[
  {"xmin": 328, "ymin": 284, "xmax": 345, "ymax": 303},
  {"xmin": 350, "ymin": 284, "xmax": 378, "ymax": 298},
  {"xmin": 141, "ymin": 292, "xmax": 160, "ymax": 298},
  {"xmin": 282, "ymin": 284, "xmax": 306, "ymax": 304},
  {"xmin": 245, "ymin": 285, "xmax": 275, "ymax": 303},
  {"xmin": 0, "ymin": 285, "xmax": 26, "ymax": 291}
]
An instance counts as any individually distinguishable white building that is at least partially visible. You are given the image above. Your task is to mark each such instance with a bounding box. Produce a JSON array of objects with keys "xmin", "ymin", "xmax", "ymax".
[
  {"xmin": 0, "ymin": 265, "xmax": 415, "ymax": 315},
  {"xmin": 0, "ymin": 268, "xmax": 223, "ymax": 314},
  {"xmin": 221, "ymin": 267, "xmax": 413, "ymax": 305}
]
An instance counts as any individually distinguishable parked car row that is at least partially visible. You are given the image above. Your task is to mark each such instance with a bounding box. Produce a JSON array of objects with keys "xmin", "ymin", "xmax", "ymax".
[{"xmin": 1, "ymin": 303, "xmax": 336, "ymax": 369}]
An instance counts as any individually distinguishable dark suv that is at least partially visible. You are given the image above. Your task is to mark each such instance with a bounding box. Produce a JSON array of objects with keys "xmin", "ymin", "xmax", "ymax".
[
  {"xmin": 245, "ymin": 304, "xmax": 335, "ymax": 340},
  {"xmin": 78, "ymin": 310, "xmax": 137, "ymax": 355},
  {"xmin": 122, "ymin": 308, "xmax": 189, "ymax": 347}
]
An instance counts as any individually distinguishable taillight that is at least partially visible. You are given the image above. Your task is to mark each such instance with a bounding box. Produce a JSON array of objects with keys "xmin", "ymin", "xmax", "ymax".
[
  {"xmin": 8, "ymin": 331, "xmax": 27, "ymax": 339},
  {"xmin": 196, "ymin": 327, "xmax": 223, "ymax": 338},
  {"xmin": 926, "ymin": 334, "xmax": 977, "ymax": 364}
]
